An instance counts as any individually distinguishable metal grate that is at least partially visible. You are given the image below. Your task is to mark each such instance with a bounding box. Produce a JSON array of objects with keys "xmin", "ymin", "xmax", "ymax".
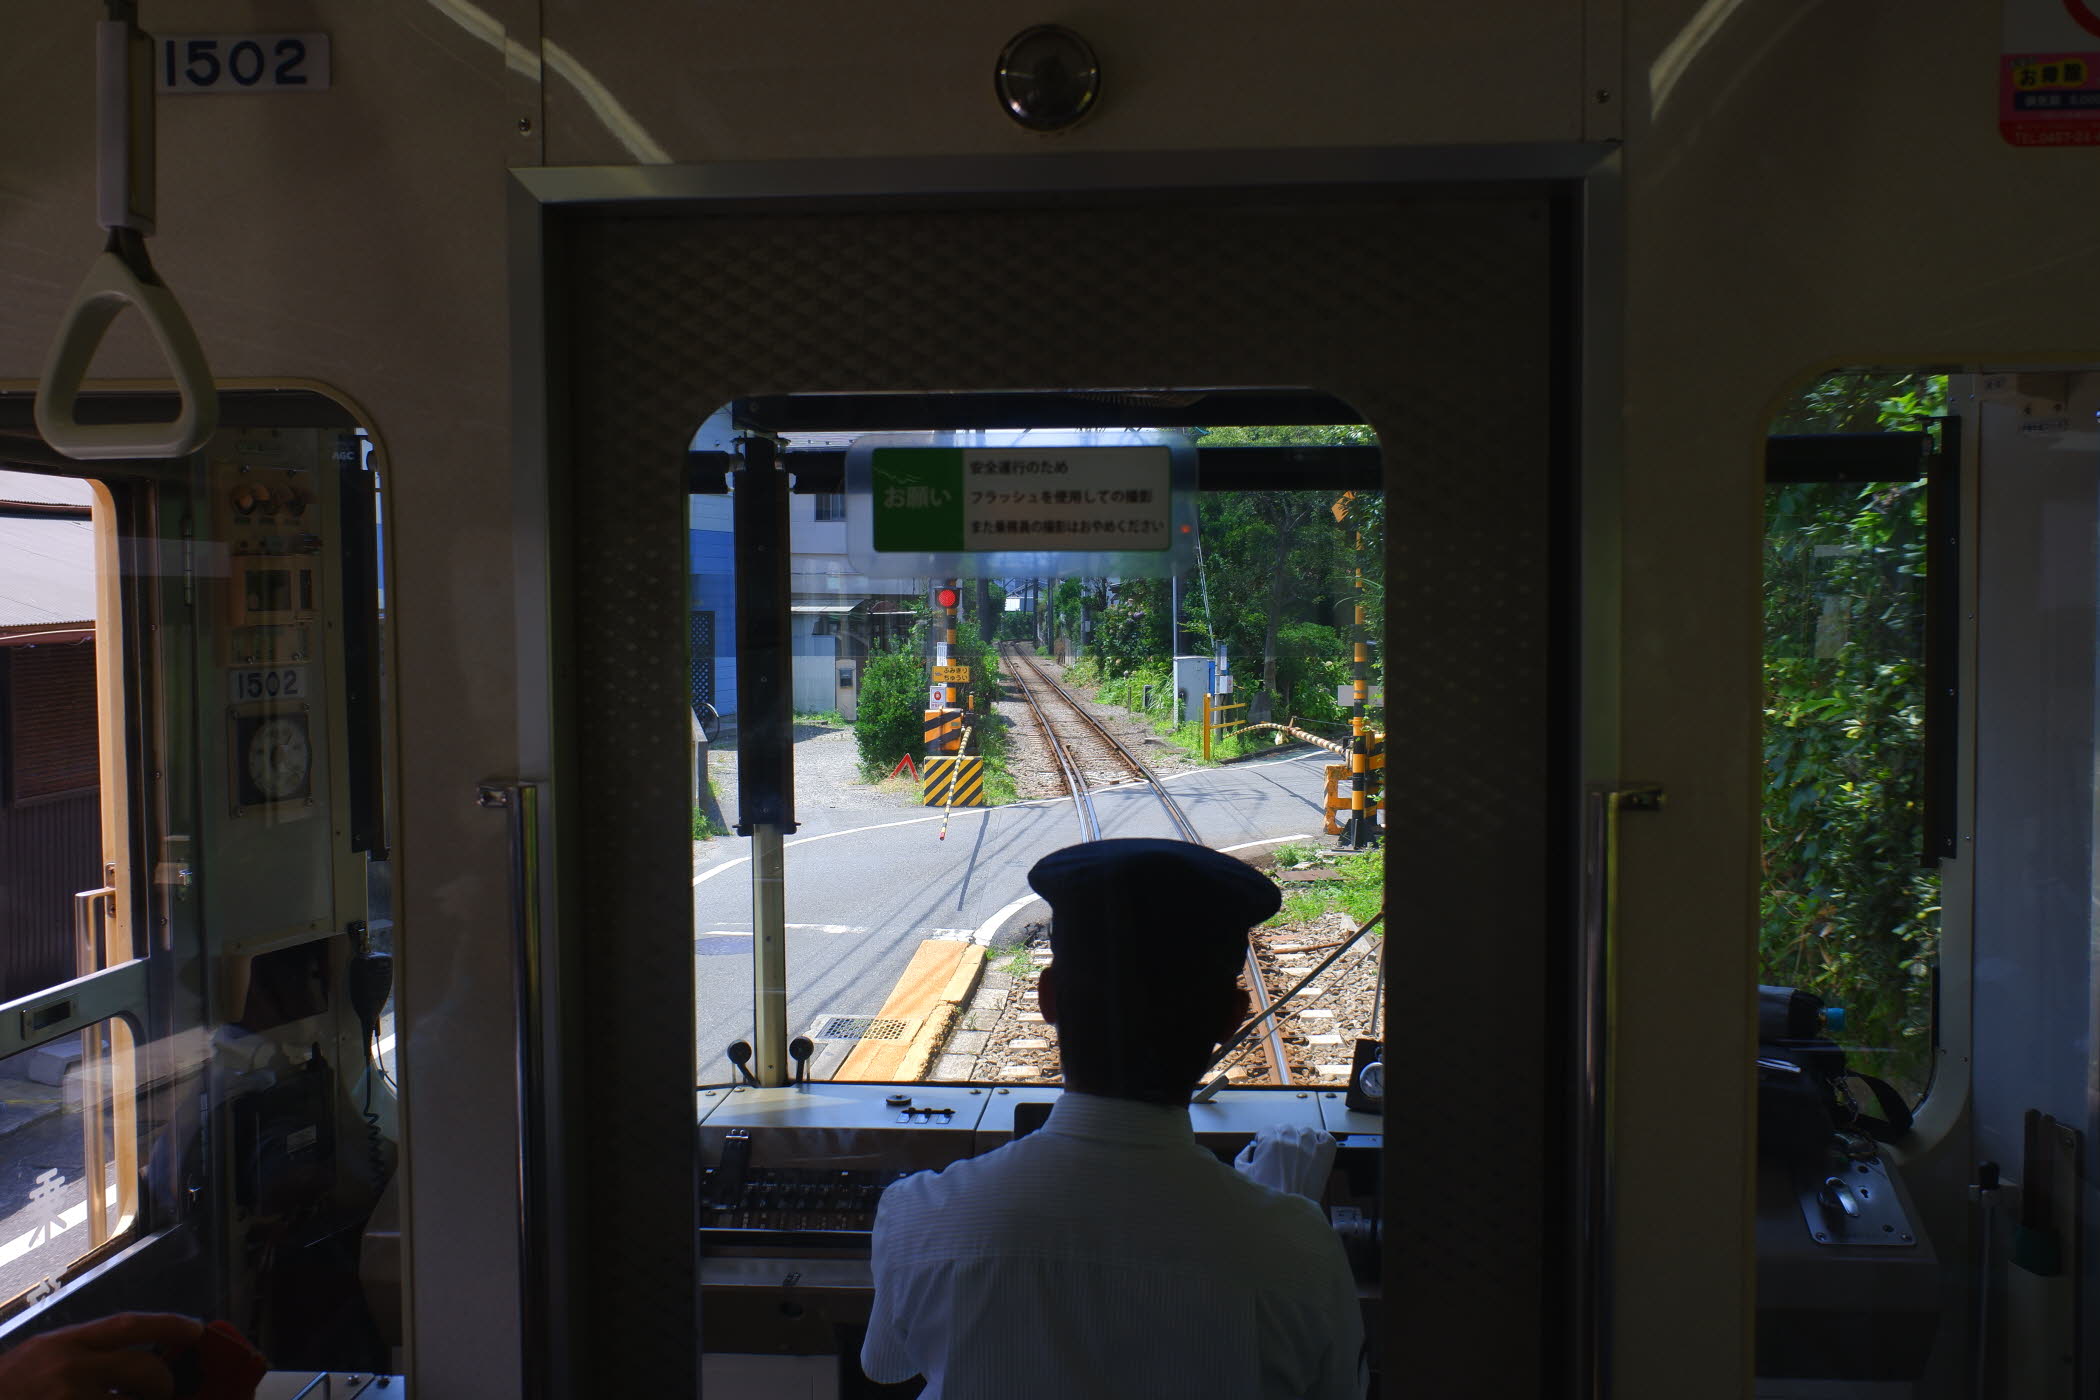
[{"xmin": 811, "ymin": 1015, "xmax": 908, "ymax": 1042}]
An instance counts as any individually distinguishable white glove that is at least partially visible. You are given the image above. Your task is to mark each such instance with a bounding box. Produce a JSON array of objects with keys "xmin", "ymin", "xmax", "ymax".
[{"xmin": 1232, "ymin": 1124, "xmax": 1337, "ymax": 1200}]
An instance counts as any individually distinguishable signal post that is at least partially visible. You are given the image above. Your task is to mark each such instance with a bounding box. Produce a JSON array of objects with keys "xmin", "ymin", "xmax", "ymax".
[{"xmin": 922, "ymin": 581, "xmax": 981, "ymax": 807}]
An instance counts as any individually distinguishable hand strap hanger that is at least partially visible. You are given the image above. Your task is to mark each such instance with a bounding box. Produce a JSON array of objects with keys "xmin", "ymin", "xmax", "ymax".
[{"xmin": 35, "ymin": 0, "xmax": 218, "ymax": 461}]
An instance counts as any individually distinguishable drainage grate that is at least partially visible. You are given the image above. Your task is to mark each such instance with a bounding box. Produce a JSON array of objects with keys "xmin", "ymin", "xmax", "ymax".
[{"xmin": 811, "ymin": 1015, "xmax": 909, "ymax": 1042}]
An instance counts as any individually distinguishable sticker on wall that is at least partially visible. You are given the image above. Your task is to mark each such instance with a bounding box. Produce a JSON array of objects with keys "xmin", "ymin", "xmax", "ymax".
[{"xmin": 2003, "ymin": 1, "xmax": 2100, "ymax": 144}]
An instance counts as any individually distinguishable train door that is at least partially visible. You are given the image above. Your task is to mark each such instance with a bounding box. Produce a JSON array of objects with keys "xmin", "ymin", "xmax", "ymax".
[
  {"xmin": 0, "ymin": 397, "xmax": 398, "ymax": 1376},
  {"xmin": 1746, "ymin": 369, "xmax": 2100, "ymax": 1397},
  {"xmin": 511, "ymin": 166, "xmax": 1594, "ymax": 1395}
]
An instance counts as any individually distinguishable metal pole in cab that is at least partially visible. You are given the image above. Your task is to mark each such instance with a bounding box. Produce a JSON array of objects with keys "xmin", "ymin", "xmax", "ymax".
[{"xmin": 732, "ymin": 435, "xmax": 796, "ymax": 1087}]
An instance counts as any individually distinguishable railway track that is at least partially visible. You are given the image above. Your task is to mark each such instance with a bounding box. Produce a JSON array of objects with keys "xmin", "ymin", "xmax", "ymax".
[{"xmin": 999, "ymin": 644, "xmax": 1292, "ymax": 1087}]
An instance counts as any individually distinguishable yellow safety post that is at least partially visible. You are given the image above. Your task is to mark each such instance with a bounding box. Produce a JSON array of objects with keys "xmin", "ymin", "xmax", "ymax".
[
  {"xmin": 1202, "ymin": 693, "xmax": 1248, "ymax": 761},
  {"xmin": 1333, "ymin": 493, "xmax": 1381, "ymax": 849}
]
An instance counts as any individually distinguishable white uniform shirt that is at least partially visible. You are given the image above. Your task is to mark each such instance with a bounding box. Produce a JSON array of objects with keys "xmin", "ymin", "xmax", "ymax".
[{"xmin": 861, "ymin": 1093, "xmax": 1365, "ymax": 1399}]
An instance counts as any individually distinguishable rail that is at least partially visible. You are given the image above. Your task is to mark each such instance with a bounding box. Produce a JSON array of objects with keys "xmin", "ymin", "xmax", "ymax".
[
  {"xmin": 1003, "ymin": 647, "xmax": 1101, "ymax": 842},
  {"xmin": 1000, "ymin": 645, "xmax": 1292, "ymax": 1087}
]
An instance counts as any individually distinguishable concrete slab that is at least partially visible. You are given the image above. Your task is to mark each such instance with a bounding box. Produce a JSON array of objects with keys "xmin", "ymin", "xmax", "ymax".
[
  {"xmin": 837, "ymin": 939, "xmax": 986, "ymax": 1083},
  {"xmin": 944, "ymin": 1030, "xmax": 990, "ymax": 1056},
  {"xmin": 26, "ymin": 1042, "xmax": 80, "ymax": 1088}
]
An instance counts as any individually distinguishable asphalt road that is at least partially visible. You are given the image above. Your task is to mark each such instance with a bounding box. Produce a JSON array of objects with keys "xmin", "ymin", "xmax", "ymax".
[
  {"xmin": 693, "ymin": 747, "xmax": 1338, "ymax": 1082},
  {"xmin": 0, "ymin": 1109, "xmax": 106, "ymax": 1302}
]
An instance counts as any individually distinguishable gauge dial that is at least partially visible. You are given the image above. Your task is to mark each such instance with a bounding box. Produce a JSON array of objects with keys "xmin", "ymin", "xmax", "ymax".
[
  {"xmin": 245, "ymin": 715, "xmax": 312, "ymax": 800},
  {"xmin": 1356, "ymin": 1059, "xmax": 1385, "ymax": 1103}
]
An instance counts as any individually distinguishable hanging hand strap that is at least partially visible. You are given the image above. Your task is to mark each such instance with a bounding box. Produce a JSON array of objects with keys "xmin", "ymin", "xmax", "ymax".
[{"xmin": 34, "ymin": 15, "xmax": 217, "ymax": 461}]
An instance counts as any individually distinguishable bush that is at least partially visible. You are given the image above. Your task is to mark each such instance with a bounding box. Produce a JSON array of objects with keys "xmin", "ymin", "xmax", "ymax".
[
  {"xmin": 854, "ymin": 641, "xmax": 931, "ymax": 779},
  {"xmin": 1094, "ymin": 578, "xmax": 1170, "ymax": 677},
  {"xmin": 1275, "ymin": 621, "xmax": 1348, "ymax": 724},
  {"xmin": 852, "ymin": 620, "xmax": 1020, "ymax": 802}
]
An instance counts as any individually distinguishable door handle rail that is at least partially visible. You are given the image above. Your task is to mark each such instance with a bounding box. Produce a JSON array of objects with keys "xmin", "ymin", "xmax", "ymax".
[{"xmin": 1572, "ymin": 783, "xmax": 1663, "ymax": 1400}]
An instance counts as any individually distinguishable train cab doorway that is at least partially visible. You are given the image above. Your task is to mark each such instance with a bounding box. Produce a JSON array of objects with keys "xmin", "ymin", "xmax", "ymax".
[
  {"xmin": 517, "ymin": 172, "xmax": 1589, "ymax": 1396},
  {"xmin": 0, "ymin": 394, "xmax": 399, "ymax": 1377}
]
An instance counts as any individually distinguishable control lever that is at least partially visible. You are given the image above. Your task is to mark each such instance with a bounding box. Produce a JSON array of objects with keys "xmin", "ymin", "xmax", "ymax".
[
  {"xmin": 788, "ymin": 1035, "xmax": 814, "ymax": 1087},
  {"xmin": 726, "ymin": 1040, "xmax": 759, "ymax": 1086},
  {"xmin": 1819, "ymin": 1175, "xmax": 1865, "ymax": 1220},
  {"xmin": 710, "ymin": 1129, "xmax": 752, "ymax": 1207}
]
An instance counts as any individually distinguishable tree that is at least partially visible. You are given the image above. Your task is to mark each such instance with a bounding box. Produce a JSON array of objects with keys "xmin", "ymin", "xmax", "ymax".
[
  {"xmin": 1760, "ymin": 371, "xmax": 1946, "ymax": 1093},
  {"xmin": 1095, "ymin": 577, "xmax": 1170, "ymax": 676},
  {"xmin": 1189, "ymin": 425, "xmax": 1372, "ymax": 705}
]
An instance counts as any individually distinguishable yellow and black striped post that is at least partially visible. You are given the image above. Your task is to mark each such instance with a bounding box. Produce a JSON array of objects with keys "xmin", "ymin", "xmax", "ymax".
[
  {"xmin": 1337, "ymin": 499, "xmax": 1382, "ymax": 849},
  {"xmin": 924, "ymin": 709, "xmax": 965, "ymax": 755},
  {"xmin": 925, "ymin": 579, "xmax": 968, "ymax": 753},
  {"xmin": 943, "ymin": 577, "xmax": 961, "ymax": 709},
  {"xmin": 921, "ymin": 755, "xmax": 986, "ymax": 807}
]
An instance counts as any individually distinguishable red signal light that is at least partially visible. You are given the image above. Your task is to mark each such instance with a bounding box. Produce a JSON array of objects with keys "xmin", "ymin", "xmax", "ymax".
[{"xmin": 935, "ymin": 588, "xmax": 960, "ymax": 609}]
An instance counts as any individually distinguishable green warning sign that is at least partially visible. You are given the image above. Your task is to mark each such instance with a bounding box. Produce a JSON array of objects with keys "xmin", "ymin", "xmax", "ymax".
[
  {"xmin": 870, "ymin": 446, "xmax": 1172, "ymax": 553},
  {"xmin": 870, "ymin": 449, "xmax": 966, "ymax": 552}
]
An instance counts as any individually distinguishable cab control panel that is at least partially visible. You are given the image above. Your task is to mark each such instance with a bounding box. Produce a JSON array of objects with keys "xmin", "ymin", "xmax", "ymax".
[{"xmin": 694, "ymin": 1084, "xmax": 1384, "ymax": 1280}]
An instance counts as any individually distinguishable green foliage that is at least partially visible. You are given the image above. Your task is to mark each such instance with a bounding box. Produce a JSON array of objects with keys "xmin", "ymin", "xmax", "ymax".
[
  {"xmin": 1094, "ymin": 659, "xmax": 1170, "ymax": 713},
  {"xmin": 691, "ymin": 768, "xmax": 730, "ymax": 839},
  {"xmin": 1274, "ymin": 622, "xmax": 1348, "ymax": 724},
  {"xmin": 1770, "ymin": 371, "xmax": 1947, "ymax": 441},
  {"xmin": 854, "ymin": 638, "xmax": 933, "ymax": 779},
  {"xmin": 793, "ymin": 710, "xmax": 846, "ymax": 729},
  {"xmin": 1761, "ymin": 372, "xmax": 1947, "ymax": 1095},
  {"xmin": 852, "ymin": 617, "xmax": 1020, "ymax": 801},
  {"xmin": 1265, "ymin": 844, "xmax": 1385, "ymax": 927},
  {"xmin": 1082, "ymin": 661, "xmax": 1238, "ymax": 762},
  {"xmin": 1093, "ymin": 576, "xmax": 1170, "ymax": 676}
]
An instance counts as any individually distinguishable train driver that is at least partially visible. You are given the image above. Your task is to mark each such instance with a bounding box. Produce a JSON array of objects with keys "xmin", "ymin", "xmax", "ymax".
[{"xmin": 861, "ymin": 838, "xmax": 1365, "ymax": 1399}]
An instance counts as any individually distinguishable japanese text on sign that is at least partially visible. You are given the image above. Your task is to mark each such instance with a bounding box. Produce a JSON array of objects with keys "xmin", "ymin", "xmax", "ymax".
[{"xmin": 871, "ymin": 447, "xmax": 1173, "ymax": 553}]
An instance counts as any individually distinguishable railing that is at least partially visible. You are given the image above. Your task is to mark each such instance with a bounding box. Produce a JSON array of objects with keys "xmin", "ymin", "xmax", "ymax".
[{"xmin": 1199, "ymin": 694, "xmax": 1248, "ymax": 760}]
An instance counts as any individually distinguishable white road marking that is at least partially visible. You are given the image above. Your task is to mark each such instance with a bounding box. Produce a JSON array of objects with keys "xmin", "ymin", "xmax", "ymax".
[
  {"xmin": 1157, "ymin": 752, "xmax": 1331, "ymax": 782},
  {"xmin": 691, "ymin": 758, "xmax": 1321, "ymax": 888},
  {"xmin": 1219, "ymin": 834, "xmax": 1316, "ymax": 853},
  {"xmin": 971, "ymin": 892, "xmax": 1046, "ymax": 946},
  {"xmin": 0, "ymin": 1200, "xmax": 88, "ymax": 1268}
]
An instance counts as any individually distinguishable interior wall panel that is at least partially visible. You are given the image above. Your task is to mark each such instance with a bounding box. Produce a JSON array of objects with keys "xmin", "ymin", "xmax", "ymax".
[{"xmin": 552, "ymin": 188, "xmax": 1562, "ymax": 1394}]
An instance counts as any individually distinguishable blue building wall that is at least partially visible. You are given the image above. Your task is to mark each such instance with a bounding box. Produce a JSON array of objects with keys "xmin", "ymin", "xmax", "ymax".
[{"xmin": 690, "ymin": 497, "xmax": 737, "ymax": 719}]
